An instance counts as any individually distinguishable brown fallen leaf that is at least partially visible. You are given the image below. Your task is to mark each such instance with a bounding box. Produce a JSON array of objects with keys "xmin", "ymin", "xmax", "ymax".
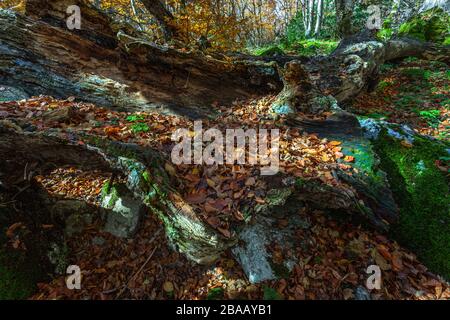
[
  {"xmin": 329, "ymin": 141, "xmax": 342, "ymax": 146},
  {"xmin": 391, "ymin": 251, "xmax": 403, "ymax": 272},
  {"xmin": 185, "ymin": 192, "xmax": 207, "ymax": 204},
  {"xmin": 217, "ymin": 227, "xmax": 231, "ymax": 238},
  {"xmin": 163, "ymin": 281, "xmax": 174, "ymax": 293},
  {"xmin": 245, "ymin": 177, "xmax": 256, "ymax": 186},
  {"xmin": 164, "ymin": 163, "xmax": 177, "ymax": 176},
  {"xmin": 206, "ymin": 216, "xmax": 221, "ymax": 228},
  {"xmin": 6, "ymin": 222, "xmax": 24, "ymax": 238}
]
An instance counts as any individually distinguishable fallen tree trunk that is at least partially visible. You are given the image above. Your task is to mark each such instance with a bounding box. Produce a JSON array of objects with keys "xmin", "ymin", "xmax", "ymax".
[
  {"xmin": 0, "ymin": 123, "xmax": 236, "ymax": 264},
  {"xmin": 0, "ymin": 1, "xmax": 281, "ymax": 119},
  {"xmin": 272, "ymin": 31, "xmax": 450, "ymax": 113}
]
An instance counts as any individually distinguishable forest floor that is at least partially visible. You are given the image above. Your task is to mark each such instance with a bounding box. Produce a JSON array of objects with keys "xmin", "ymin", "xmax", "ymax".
[
  {"xmin": 351, "ymin": 58, "xmax": 449, "ymax": 140},
  {"xmin": 0, "ymin": 59, "xmax": 449, "ymax": 300}
]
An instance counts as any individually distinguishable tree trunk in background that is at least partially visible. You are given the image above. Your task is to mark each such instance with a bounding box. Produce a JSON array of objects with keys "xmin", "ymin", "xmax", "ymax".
[
  {"xmin": 305, "ymin": 0, "xmax": 314, "ymax": 37},
  {"xmin": 139, "ymin": 0, "xmax": 178, "ymax": 41},
  {"xmin": 314, "ymin": 0, "xmax": 323, "ymax": 36},
  {"xmin": 335, "ymin": 0, "xmax": 355, "ymax": 38}
]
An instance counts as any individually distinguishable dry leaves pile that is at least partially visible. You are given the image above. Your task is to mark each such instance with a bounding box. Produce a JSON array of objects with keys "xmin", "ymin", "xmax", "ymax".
[
  {"xmin": 1, "ymin": 94, "xmax": 448, "ymax": 300},
  {"xmin": 0, "ymin": 94, "xmax": 352, "ymax": 235}
]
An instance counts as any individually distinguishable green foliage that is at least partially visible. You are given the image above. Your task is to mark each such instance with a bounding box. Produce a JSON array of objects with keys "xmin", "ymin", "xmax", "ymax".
[
  {"xmin": 401, "ymin": 68, "xmax": 431, "ymax": 80},
  {"xmin": 417, "ymin": 109, "xmax": 441, "ymax": 127},
  {"xmin": 374, "ymin": 132, "xmax": 450, "ymax": 279},
  {"xmin": 376, "ymin": 80, "xmax": 392, "ymax": 92},
  {"xmin": 263, "ymin": 285, "xmax": 283, "ymax": 300},
  {"xmin": 252, "ymin": 45, "xmax": 285, "ymax": 56},
  {"xmin": 292, "ymin": 39, "xmax": 338, "ymax": 56},
  {"xmin": 126, "ymin": 114, "xmax": 145, "ymax": 122},
  {"xmin": 251, "ymin": 39, "xmax": 337, "ymax": 57},
  {"xmin": 131, "ymin": 122, "xmax": 150, "ymax": 133},
  {"xmin": 377, "ymin": 28, "xmax": 393, "ymax": 41}
]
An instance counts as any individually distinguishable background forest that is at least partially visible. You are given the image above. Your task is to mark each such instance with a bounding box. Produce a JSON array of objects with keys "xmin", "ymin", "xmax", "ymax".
[{"xmin": 2, "ymin": 0, "xmax": 449, "ymax": 53}]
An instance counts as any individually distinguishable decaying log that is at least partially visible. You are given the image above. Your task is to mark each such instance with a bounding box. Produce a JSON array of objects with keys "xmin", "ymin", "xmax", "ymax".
[
  {"xmin": 273, "ymin": 30, "xmax": 450, "ymax": 114},
  {"xmin": 0, "ymin": 124, "xmax": 236, "ymax": 264},
  {"xmin": 0, "ymin": 1, "xmax": 281, "ymax": 119}
]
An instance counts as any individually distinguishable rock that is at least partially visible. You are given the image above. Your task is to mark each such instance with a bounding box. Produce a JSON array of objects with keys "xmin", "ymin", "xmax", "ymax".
[
  {"xmin": 50, "ymin": 200, "xmax": 96, "ymax": 237},
  {"xmin": 271, "ymin": 103, "xmax": 295, "ymax": 116},
  {"xmin": 47, "ymin": 242, "xmax": 69, "ymax": 275},
  {"xmin": 232, "ymin": 189, "xmax": 308, "ymax": 283},
  {"xmin": 65, "ymin": 214, "xmax": 93, "ymax": 237},
  {"xmin": 354, "ymin": 286, "xmax": 371, "ymax": 300},
  {"xmin": 0, "ymin": 85, "xmax": 28, "ymax": 102},
  {"xmin": 101, "ymin": 184, "xmax": 144, "ymax": 238}
]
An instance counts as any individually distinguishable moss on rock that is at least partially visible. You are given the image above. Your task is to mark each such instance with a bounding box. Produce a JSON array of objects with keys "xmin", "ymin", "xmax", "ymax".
[
  {"xmin": 398, "ymin": 8, "xmax": 450, "ymax": 44},
  {"xmin": 373, "ymin": 130, "xmax": 450, "ymax": 279}
]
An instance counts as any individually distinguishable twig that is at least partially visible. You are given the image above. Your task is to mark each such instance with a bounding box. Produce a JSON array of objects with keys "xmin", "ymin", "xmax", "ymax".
[
  {"xmin": 0, "ymin": 200, "xmax": 16, "ymax": 207},
  {"xmin": 113, "ymin": 228, "xmax": 162, "ymax": 299},
  {"xmin": 11, "ymin": 184, "xmax": 30, "ymax": 200},
  {"xmin": 115, "ymin": 245, "xmax": 158, "ymax": 299}
]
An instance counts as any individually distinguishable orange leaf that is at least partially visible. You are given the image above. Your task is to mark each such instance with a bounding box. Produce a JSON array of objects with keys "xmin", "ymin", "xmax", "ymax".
[{"xmin": 344, "ymin": 156, "xmax": 355, "ymax": 162}]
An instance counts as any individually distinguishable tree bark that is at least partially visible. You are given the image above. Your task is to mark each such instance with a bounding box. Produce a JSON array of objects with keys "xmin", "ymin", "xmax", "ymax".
[
  {"xmin": 273, "ymin": 31, "xmax": 450, "ymax": 113},
  {"xmin": 335, "ymin": 0, "xmax": 355, "ymax": 38},
  {"xmin": 0, "ymin": 3, "xmax": 282, "ymax": 119},
  {"xmin": 139, "ymin": 0, "xmax": 178, "ymax": 41},
  {"xmin": 0, "ymin": 123, "xmax": 236, "ymax": 264},
  {"xmin": 314, "ymin": 0, "xmax": 323, "ymax": 36}
]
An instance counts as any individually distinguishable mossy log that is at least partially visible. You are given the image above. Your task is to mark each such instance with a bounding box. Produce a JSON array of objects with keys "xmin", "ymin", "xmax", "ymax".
[
  {"xmin": 0, "ymin": 124, "xmax": 236, "ymax": 264},
  {"xmin": 360, "ymin": 119, "xmax": 450, "ymax": 279},
  {"xmin": 272, "ymin": 30, "xmax": 450, "ymax": 114}
]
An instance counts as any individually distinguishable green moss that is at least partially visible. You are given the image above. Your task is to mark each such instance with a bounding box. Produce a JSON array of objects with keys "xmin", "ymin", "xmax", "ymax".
[
  {"xmin": 374, "ymin": 131, "xmax": 450, "ymax": 279},
  {"xmin": 101, "ymin": 180, "xmax": 111, "ymax": 197},
  {"xmin": 207, "ymin": 287, "xmax": 224, "ymax": 300},
  {"xmin": 252, "ymin": 45, "xmax": 285, "ymax": 56},
  {"xmin": 398, "ymin": 8, "xmax": 450, "ymax": 44},
  {"xmin": 292, "ymin": 39, "xmax": 338, "ymax": 56},
  {"xmin": 142, "ymin": 170, "xmax": 151, "ymax": 183},
  {"xmin": 263, "ymin": 285, "xmax": 283, "ymax": 300},
  {"xmin": 377, "ymin": 28, "xmax": 393, "ymax": 41},
  {"xmin": 269, "ymin": 261, "xmax": 290, "ymax": 279},
  {"xmin": 444, "ymin": 36, "xmax": 450, "ymax": 45},
  {"xmin": 0, "ymin": 249, "xmax": 42, "ymax": 300},
  {"xmin": 102, "ymin": 183, "xmax": 120, "ymax": 208}
]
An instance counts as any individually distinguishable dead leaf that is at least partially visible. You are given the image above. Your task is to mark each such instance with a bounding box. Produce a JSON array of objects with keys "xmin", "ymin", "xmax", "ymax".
[
  {"xmin": 344, "ymin": 155, "xmax": 355, "ymax": 163},
  {"xmin": 164, "ymin": 163, "xmax": 177, "ymax": 176}
]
